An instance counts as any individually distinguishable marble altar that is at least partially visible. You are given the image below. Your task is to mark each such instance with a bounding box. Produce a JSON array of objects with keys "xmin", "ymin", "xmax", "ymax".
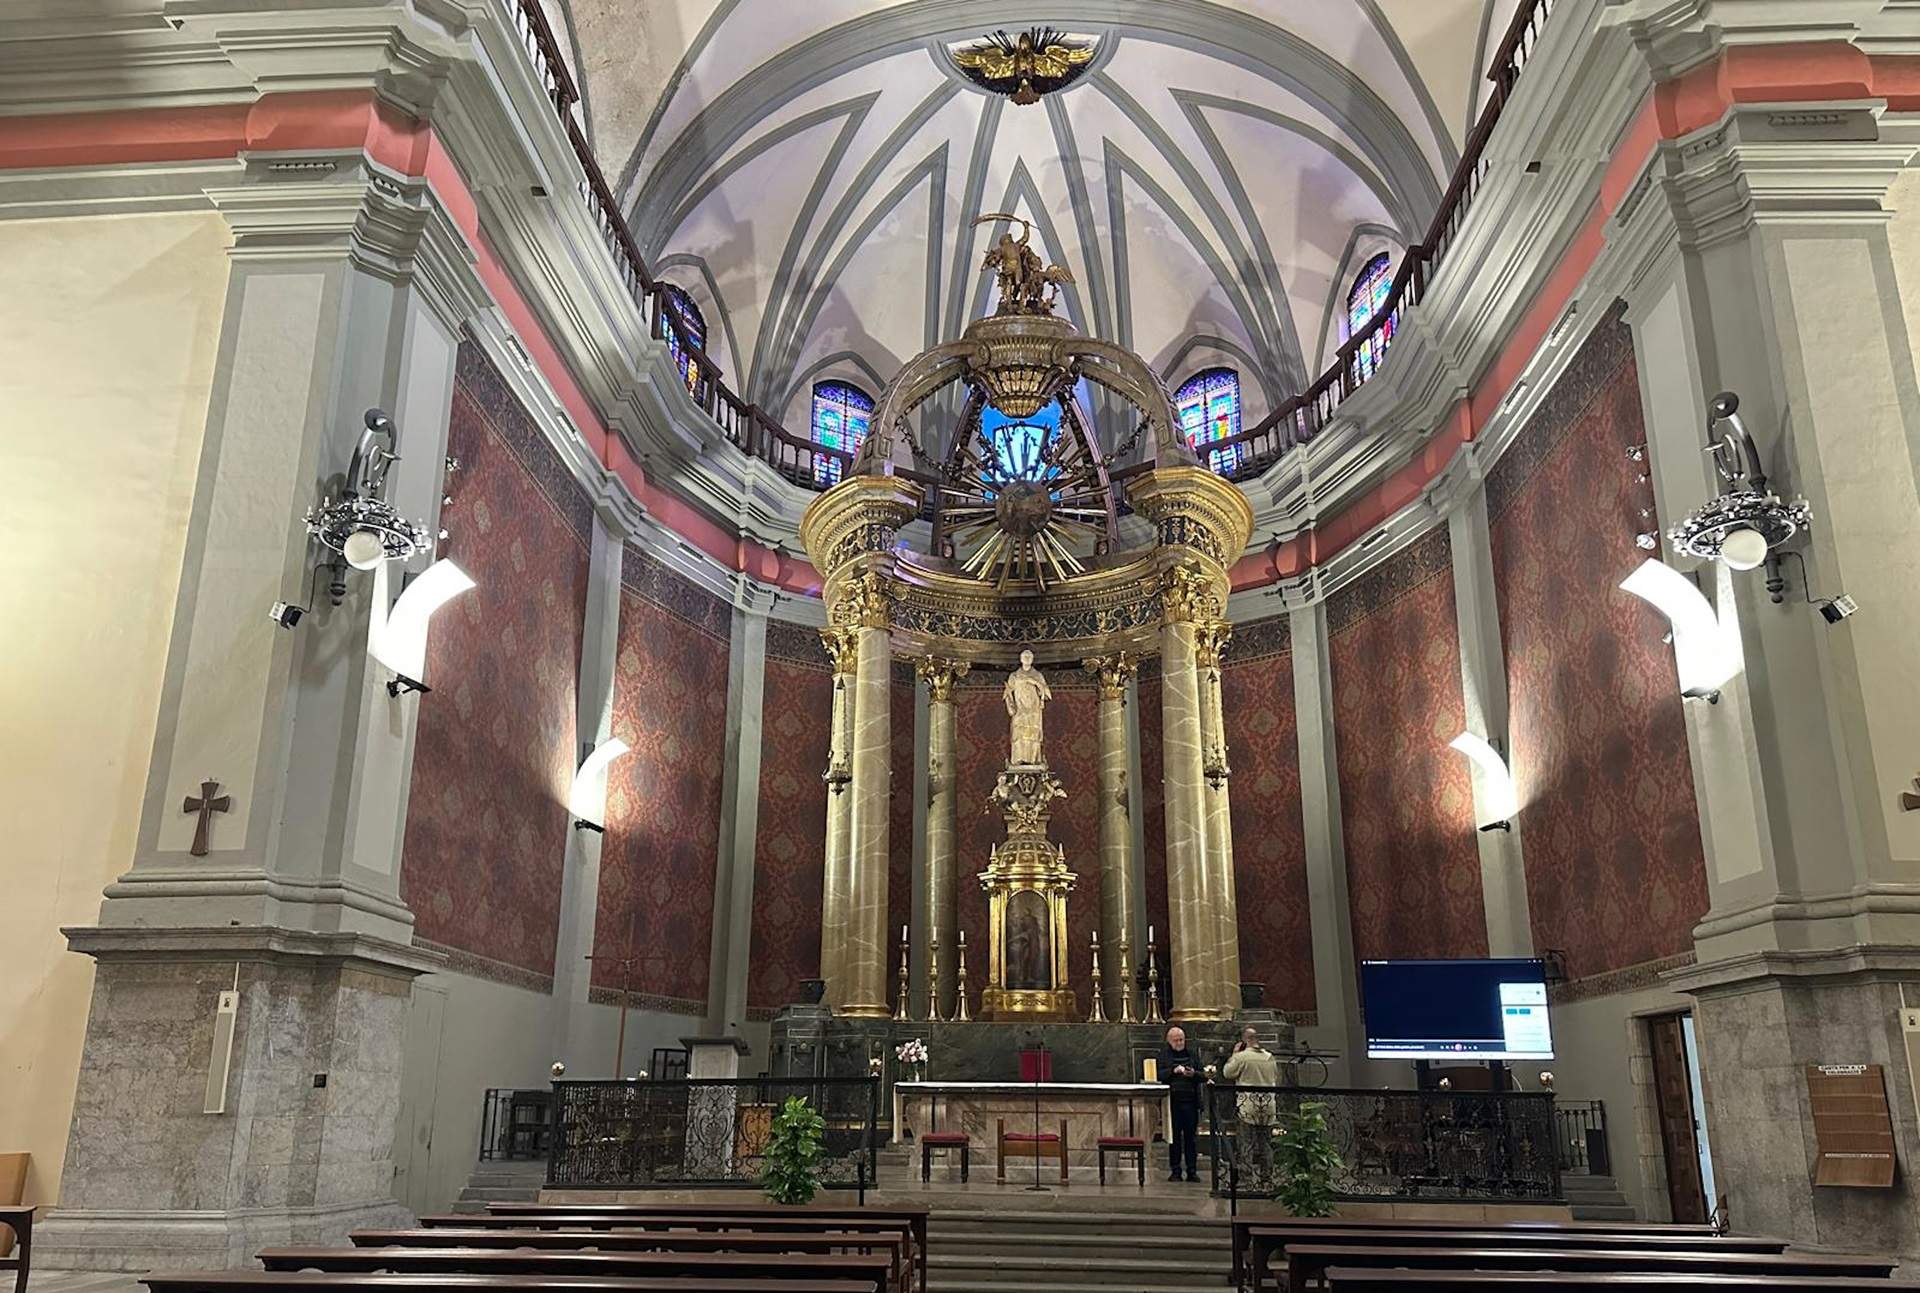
[{"xmin": 893, "ymin": 1081, "xmax": 1170, "ymax": 1162}]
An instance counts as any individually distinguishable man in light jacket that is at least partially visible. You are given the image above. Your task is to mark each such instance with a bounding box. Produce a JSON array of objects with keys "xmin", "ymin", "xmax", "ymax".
[{"xmin": 1223, "ymin": 1026, "xmax": 1280, "ymax": 1189}]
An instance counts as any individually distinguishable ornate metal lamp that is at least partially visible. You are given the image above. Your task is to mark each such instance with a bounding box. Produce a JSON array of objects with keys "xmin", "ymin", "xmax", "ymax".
[
  {"xmin": 1666, "ymin": 392, "xmax": 1811, "ymax": 597},
  {"xmin": 305, "ymin": 408, "xmax": 431, "ymax": 600}
]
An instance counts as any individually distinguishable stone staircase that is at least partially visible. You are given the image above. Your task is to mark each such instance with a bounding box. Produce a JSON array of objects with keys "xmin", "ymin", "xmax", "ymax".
[
  {"xmin": 926, "ymin": 1207, "xmax": 1231, "ymax": 1293},
  {"xmin": 451, "ymin": 1158, "xmax": 548, "ymax": 1213},
  {"xmin": 1561, "ymin": 1171, "xmax": 1636, "ymax": 1222}
]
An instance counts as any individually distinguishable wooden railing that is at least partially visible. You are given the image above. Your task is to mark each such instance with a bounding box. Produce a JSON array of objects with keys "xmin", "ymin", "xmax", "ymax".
[{"xmin": 507, "ymin": 0, "xmax": 1554, "ymax": 490}]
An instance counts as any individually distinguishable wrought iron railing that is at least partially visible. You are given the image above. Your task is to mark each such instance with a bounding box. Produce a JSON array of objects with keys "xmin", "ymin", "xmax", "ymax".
[
  {"xmin": 547, "ymin": 1077, "xmax": 882, "ymax": 1200},
  {"xmin": 1206, "ymin": 1085, "xmax": 1561, "ymax": 1214},
  {"xmin": 504, "ymin": 0, "xmax": 1557, "ymax": 489},
  {"xmin": 478, "ymin": 1086, "xmax": 553, "ymax": 1161},
  {"xmin": 1554, "ymin": 1098, "xmax": 1611, "ymax": 1175}
]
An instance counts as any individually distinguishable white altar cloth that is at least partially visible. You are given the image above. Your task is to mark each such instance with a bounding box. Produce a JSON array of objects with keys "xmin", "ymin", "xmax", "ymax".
[{"xmin": 891, "ymin": 1080, "xmax": 1172, "ymax": 1149}]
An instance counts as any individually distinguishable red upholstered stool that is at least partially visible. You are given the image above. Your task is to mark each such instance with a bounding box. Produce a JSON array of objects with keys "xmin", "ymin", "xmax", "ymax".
[
  {"xmin": 1097, "ymin": 1135, "xmax": 1146, "ymax": 1186},
  {"xmin": 998, "ymin": 1118, "xmax": 1069, "ymax": 1183},
  {"xmin": 921, "ymin": 1130, "xmax": 971, "ymax": 1182}
]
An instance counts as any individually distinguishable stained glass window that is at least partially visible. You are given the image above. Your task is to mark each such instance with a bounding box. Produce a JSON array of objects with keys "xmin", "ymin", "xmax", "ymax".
[
  {"xmin": 1175, "ymin": 367, "xmax": 1243, "ymax": 475},
  {"xmin": 980, "ymin": 401, "xmax": 1064, "ymax": 490},
  {"xmin": 1347, "ymin": 252, "xmax": 1394, "ymax": 382},
  {"xmin": 811, "ymin": 379, "xmax": 873, "ymax": 486},
  {"xmin": 662, "ymin": 284, "xmax": 706, "ymax": 397}
]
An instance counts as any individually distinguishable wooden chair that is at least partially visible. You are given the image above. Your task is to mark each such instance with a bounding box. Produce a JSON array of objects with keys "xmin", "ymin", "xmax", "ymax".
[
  {"xmin": 997, "ymin": 1118, "xmax": 1067, "ymax": 1183},
  {"xmin": 0, "ymin": 1205, "xmax": 29, "ymax": 1293},
  {"xmin": 1096, "ymin": 1136, "xmax": 1145, "ymax": 1185},
  {"xmin": 919, "ymin": 1131, "xmax": 969, "ymax": 1182}
]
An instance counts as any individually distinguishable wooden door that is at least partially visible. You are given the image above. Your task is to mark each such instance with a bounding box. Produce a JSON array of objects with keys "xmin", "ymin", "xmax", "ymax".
[{"xmin": 1648, "ymin": 1013, "xmax": 1707, "ymax": 1223}]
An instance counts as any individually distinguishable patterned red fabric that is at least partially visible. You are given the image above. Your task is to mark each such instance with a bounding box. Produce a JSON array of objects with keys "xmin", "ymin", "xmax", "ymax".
[
  {"xmin": 951, "ymin": 677, "xmax": 1001, "ymax": 971},
  {"xmin": 1221, "ymin": 617, "xmax": 1315, "ymax": 1014},
  {"xmin": 592, "ymin": 554, "xmax": 732, "ymax": 1011},
  {"xmin": 1328, "ymin": 530, "xmax": 1488, "ymax": 963},
  {"xmin": 401, "ymin": 342, "xmax": 590, "ymax": 987},
  {"xmin": 1488, "ymin": 310, "xmax": 1709, "ymax": 981},
  {"xmin": 748, "ymin": 622, "xmax": 831, "ymax": 1011}
]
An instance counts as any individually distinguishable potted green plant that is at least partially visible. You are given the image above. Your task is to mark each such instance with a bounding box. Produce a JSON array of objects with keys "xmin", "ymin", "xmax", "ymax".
[
  {"xmin": 761, "ymin": 1095, "xmax": 827, "ymax": 1204},
  {"xmin": 1272, "ymin": 1100, "xmax": 1342, "ymax": 1217}
]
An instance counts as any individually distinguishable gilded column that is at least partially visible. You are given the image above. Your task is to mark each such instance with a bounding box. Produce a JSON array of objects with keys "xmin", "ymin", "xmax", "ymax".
[
  {"xmin": 917, "ymin": 657, "xmax": 969, "ymax": 1016},
  {"xmin": 840, "ymin": 574, "xmax": 895, "ymax": 1018},
  {"xmin": 1084, "ymin": 653, "xmax": 1140, "ymax": 1018},
  {"xmin": 1196, "ymin": 618, "xmax": 1242, "ymax": 1015},
  {"xmin": 1161, "ymin": 567, "xmax": 1224, "ymax": 1021},
  {"xmin": 817, "ymin": 626, "xmax": 859, "ymax": 1004}
]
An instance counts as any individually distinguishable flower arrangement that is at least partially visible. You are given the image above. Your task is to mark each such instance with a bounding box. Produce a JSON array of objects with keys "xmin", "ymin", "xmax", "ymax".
[{"xmin": 895, "ymin": 1039, "xmax": 929, "ymax": 1066}]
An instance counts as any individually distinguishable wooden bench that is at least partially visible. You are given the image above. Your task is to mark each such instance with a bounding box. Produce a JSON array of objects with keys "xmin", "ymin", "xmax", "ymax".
[
  {"xmin": 484, "ymin": 1203, "xmax": 928, "ymax": 1293},
  {"xmin": 1230, "ymin": 1217, "xmax": 1724, "ymax": 1289},
  {"xmin": 997, "ymin": 1118, "xmax": 1068, "ymax": 1183},
  {"xmin": 1244, "ymin": 1228, "xmax": 1789, "ymax": 1293},
  {"xmin": 0, "ymin": 1206, "xmax": 28, "ymax": 1293},
  {"xmin": 348, "ymin": 1232, "xmax": 900, "ymax": 1293},
  {"xmin": 1284, "ymin": 1245, "xmax": 1897, "ymax": 1293},
  {"xmin": 1323, "ymin": 1271, "xmax": 1919, "ymax": 1293},
  {"xmin": 262, "ymin": 1247, "xmax": 896, "ymax": 1290},
  {"xmin": 147, "ymin": 1276, "xmax": 870, "ymax": 1293}
]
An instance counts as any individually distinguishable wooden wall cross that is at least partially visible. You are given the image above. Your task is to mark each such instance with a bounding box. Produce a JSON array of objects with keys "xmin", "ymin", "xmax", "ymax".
[{"xmin": 182, "ymin": 779, "xmax": 232, "ymax": 856}]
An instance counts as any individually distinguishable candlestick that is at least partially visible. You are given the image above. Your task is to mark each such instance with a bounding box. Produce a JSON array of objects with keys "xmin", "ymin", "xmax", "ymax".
[
  {"xmin": 1088, "ymin": 931, "xmax": 1108, "ymax": 1024},
  {"xmin": 894, "ymin": 929, "xmax": 910, "ymax": 1022},
  {"xmin": 1144, "ymin": 930, "xmax": 1165, "ymax": 1025},
  {"xmin": 926, "ymin": 932, "xmax": 942, "ymax": 1022},
  {"xmin": 1116, "ymin": 936, "xmax": 1136, "ymax": 1023},
  {"xmin": 954, "ymin": 930, "xmax": 972, "ymax": 1022}
]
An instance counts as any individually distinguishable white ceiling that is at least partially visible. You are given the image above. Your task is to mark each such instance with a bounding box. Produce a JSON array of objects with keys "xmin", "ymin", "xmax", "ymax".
[{"xmin": 544, "ymin": 0, "xmax": 1521, "ymax": 436}]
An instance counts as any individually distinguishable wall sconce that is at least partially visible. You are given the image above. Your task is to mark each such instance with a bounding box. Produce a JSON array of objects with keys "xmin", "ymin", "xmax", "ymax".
[
  {"xmin": 305, "ymin": 409, "xmax": 432, "ymax": 604},
  {"xmin": 1621, "ymin": 558, "xmax": 1742, "ymax": 702},
  {"xmin": 1449, "ymin": 732, "xmax": 1517, "ymax": 832},
  {"xmin": 369, "ymin": 558, "xmax": 474, "ymax": 695},
  {"xmin": 570, "ymin": 737, "xmax": 631, "ymax": 832},
  {"xmin": 1667, "ymin": 393, "xmax": 1810, "ymax": 589}
]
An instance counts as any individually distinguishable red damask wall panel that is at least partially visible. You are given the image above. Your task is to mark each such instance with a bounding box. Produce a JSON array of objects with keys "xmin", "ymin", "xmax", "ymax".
[
  {"xmin": 1487, "ymin": 308, "xmax": 1708, "ymax": 984},
  {"xmin": 1328, "ymin": 530, "xmax": 1487, "ymax": 963},
  {"xmin": 1221, "ymin": 616, "xmax": 1315, "ymax": 1014},
  {"xmin": 888, "ymin": 667, "xmax": 916, "ymax": 978},
  {"xmin": 592, "ymin": 555, "xmax": 732, "ymax": 1012},
  {"xmin": 748, "ymin": 623, "xmax": 831, "ymax": 1012},
  {"xmin": 401, "ymin": 341, "xmax": 589, "ymax": 990}
]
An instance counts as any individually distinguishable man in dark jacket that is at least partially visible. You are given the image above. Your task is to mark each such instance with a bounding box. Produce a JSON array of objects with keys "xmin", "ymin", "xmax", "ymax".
[{"xmin": 1157, "ymin": 1025, "xmax": 1204, "ymax": 1181}]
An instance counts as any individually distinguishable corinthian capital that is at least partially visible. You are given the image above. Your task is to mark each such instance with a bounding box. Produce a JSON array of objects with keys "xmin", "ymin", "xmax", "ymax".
[
  {"xmin": 1194, "ymin": 618, "xmax": 1234, "ymax": 670},
  {"xmin": 829, "ymin": 570, "xmax": 892, "ymax": 630},
  {"xmin": 1161, "ymin": 565, "xmax": 1220, "ymax": 625},
  {"xmin": 1082, "ymin": 652, "xmax": 1139, "ymax": 700},
  {"xmin": 819, "ymin": 627, "xmax": 860, "ymax": 674},
  {"xmin": 915, "ymin": 655, "xmax": 971, "ymax": 702}
]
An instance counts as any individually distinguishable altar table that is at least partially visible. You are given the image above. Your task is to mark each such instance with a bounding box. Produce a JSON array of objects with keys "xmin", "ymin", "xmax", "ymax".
[{"xmin": 892, "ymin": 1082, "xmax": 1171, "ymax": 1162}]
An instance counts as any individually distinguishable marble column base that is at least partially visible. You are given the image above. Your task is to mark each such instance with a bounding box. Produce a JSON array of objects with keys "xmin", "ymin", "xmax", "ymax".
[{"xmin": 45, "ymin": 926, "xmax": 441, "ymax": 1270}]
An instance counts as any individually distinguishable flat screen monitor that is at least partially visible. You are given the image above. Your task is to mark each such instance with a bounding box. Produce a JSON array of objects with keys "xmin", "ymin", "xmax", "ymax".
[{"xmin": 1361, "ymin": 957, "xmax": 1554, "ymax": 1061}]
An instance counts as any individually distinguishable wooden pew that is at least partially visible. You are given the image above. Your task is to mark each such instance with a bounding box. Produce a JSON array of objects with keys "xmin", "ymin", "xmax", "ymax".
[
  {"xmin": 347, "ymin": 1232, "xmax": 898, "ymax": 1293},
  {"xmin": 482, "ymin": 1203, "xmax": 928, "ymax": 1292},
  {"xmin": 1229, "ymin": 1217, "xmax": 1723, "ymax": 1289},
  {"xmin": 1323, "ymin": 1271, "xmax": 1918, "ymax": 1293},
  {"xmin": 262, "ymin": 1247, "xmax": 897, "ymax": 1291},
  {"xmin": 1285, "ymin": 1245, "xmax": 1897, "ymax": 1293},
  {"xmin": 1243, "ymin": 1228, "xmax": 1788, "ymax": 1293},
  {"xmin": 147, "ymin": 1276, "xmax": 869, "ymax": 1293}
]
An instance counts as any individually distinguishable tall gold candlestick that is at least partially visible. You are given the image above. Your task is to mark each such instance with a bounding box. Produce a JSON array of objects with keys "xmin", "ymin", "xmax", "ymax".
[
  {"xmin": 1117, "ymin": 936, "xmax": 1137, "ymax": 1023},
  {"xmin": 926, "ymin": 933, "xmax": 942, "ymax": 1022},
  {"xmin": 894, "ymin": 927, "xmax": 910, "ymax": 1022},
  {"xmin": 1144, "ymin": 930, "xmax": 1165, "ymax": 1025},
  {"xmin": 1088, "ymin": 931, "xmax": 1108, "ymax": 1023},
  {"xmin": 954, "ymin": 930, "xmax": 972, "ymax": 1022}
]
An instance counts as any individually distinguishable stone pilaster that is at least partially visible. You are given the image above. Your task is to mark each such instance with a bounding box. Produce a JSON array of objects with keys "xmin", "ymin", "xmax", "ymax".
[
  {"xmin": 1615, "ymin": 103, "xmax": 1920, "ymax": 1252},
  {"xmin": 43, "ymin": 149, "xmax": 484, "ymax": 1268},
  {"xmin": 1084, "ymin": 653, "xmax": 1140, "ymax": 1018},
  {"xmin": 550, "ymin": 515, "xmax": 625, "ymax": 1063},
  {"xmin": 840, "ymin": 574, "xmax": 895, "ymax": 1019},
  {"xmin": 1446, "ymin": 491, "xmax": 1532, "ymax": 956},
  {"xmin": 1195, "ymin": 619, "xmax": 1242, "ymax": 1014},
  {"xmin": 707, "ymin": 576, "xmax": 773, "ymax": 1035},
  {"xmin": 1160, "ymin": 567, "xmax": 1224, "ymax": 1022},
  {"xmin": 916, "ymin": 656, "xmax": 969, "ymax": 1017},
  {"xmin": 1291, "ymin": 602, "xmax": 1364, "ymax": 1081},
  {"xmin": 817, "ymin": 626, "xmax": 858, "ymax": 1004}
]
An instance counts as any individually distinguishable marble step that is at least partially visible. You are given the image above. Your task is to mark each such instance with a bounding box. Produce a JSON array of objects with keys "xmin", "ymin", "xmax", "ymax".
[
  {"xmin": 928, "ymin": 1232, "xmax": 1228, "ymax": 1261},
  {"xmin": 930, "ymin": 1254, "xmax": 1231, "ymax": 1278}
]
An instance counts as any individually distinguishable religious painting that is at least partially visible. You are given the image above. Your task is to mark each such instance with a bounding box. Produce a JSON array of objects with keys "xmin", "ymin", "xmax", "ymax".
[{"xmin": 1005, "ymin": 888, "xmax": 1051, "ymax": 990}]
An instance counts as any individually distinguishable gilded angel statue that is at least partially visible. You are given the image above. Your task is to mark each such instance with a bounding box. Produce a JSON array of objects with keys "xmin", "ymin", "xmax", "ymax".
[{"xmin": 951, "ymin": 27, "xmax": 1097, "ymax": 106}]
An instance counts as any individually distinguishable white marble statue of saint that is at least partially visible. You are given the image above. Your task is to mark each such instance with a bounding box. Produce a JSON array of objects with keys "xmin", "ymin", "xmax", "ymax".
[{"xmin": 1004, "ymin": 649, "xmax": 1052, "ymax": 767}]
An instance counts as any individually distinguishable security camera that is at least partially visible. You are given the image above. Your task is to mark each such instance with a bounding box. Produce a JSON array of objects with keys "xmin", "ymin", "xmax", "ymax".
[
  {"xmin": 1816, "ymin": 594, "xmax": 1859, "ymax": 625},
  {"xmin": 267, "ymin": 601, "xmax": 307, "ymax": 630}
]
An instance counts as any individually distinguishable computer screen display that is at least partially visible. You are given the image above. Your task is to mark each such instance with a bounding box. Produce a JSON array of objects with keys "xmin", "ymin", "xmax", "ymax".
[{"xmin": 1360, "ymin": 957, "xmax": 1554, "ymax": 1061}]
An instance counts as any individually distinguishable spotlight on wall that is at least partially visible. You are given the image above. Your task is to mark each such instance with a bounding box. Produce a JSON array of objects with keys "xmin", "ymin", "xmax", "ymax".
[
  {"xmin": 1448, "ymin": 732, "xmax": 1518, "ymax": 832},
  {"xmin": 569, "ymin": 738, "xmax": 632, "ymax": 832},
  {"xmin": 369, "ymin": 558, "xmax": 475, "ymax": 695},
  {"xmin": 1817, "ymin": 594, "xmax": 1860, "ymax": 624},
  {"xmin": 267, "ymin": 601, "xmax": 307, "ymax": 630},
  {"xmin": 1667, "ymin": 392, "xmax": 1810, "ymax": 587},
  {"xmin": 1621, "ymin": 559, "xmax": 1742, "ymax": 702}
]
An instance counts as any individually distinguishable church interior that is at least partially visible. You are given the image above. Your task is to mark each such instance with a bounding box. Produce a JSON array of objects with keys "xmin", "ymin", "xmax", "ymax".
[{"xmin": 5, "ymin": 0, "xmax": 1920, "ymax": 1289}]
